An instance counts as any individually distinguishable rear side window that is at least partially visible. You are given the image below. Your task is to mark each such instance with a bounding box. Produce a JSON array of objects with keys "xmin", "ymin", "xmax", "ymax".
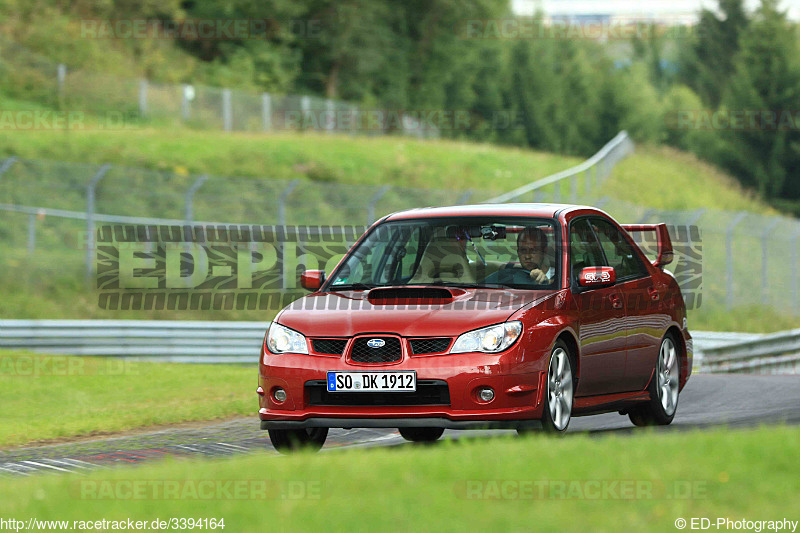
[
  {"xmin": 589, "ymin": 218, "xmax": 648, "ymax": 280},
  {"xmin": 569, "ymin": 219, "xmax": 606, "ymax": 282}
]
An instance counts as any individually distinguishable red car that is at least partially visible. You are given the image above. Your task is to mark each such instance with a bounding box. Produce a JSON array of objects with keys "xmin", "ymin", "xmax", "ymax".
[{"xmin": 259, "ymin": 204, "xmax": 692, "ymax": 452}]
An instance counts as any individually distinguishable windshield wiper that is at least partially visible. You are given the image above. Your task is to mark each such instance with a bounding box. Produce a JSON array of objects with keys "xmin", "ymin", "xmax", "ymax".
[
  {"xmin": 428, "ymin": 281, "xmax": 514, "ymax": 290},
  {"xmin": 326, "ymin": 283, "xmax": 376, "ymax": 291}
]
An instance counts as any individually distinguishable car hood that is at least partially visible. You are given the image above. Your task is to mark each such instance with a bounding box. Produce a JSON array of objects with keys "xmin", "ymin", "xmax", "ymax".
[{"xmin": 276, "ymin": 288, "xmax": 556, "ymax": 337}]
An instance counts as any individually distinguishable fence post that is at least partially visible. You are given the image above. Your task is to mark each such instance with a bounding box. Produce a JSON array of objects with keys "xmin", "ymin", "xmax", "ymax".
[
  {"xmin": 181, "ymin": 84, "xmax": 192, "ymax": 121},
  {"xmin": 637, "ymin": 209, "xmax": 655, "ymax": 224},
  {"xmin": 456, "ymin": 190, "xmax": 473, "ymax": 205},
  {"xmin": 301, "ymin": 96, "xmax": 311, "ymax": 131},
  {"xmin": 86, "ymin": 164, "xmax": 111, "ymax": 280},
  {"xmin": 725, "ymin": 212, "xmax": 747, "ymax": 310},
  {"xmin": 325, "ymin": 99, "xmax": 335, "ymax": 134},
  {"xmin": 185, "ymin": 175, "xmax": 209, "ymax": 226},
  {"xmin": 138, "ymin": 79, "xmax": 148, "ymax": 116},
  {"xmin": 793, "ymin": 229, "xmax": 799, "ymax": 314},
  {"xmin": 367, "ymin": 186, "xmax": 390, "ymax": 225},
  {"xmin": 553, "ymin": 181, "xmax": 561, "ymax": 203},
  {"xmin": 350, "ymin": 105, "xmax": 359, "ymax": 135},
  {"xmin": 222, "ymin": 89, "xmax": 232, "ymax": 131},
  {"xmin": 761, "ymin": 219, "xmax": 781, "ymax": 306},
  {"xmin": 28, "ymin": 213, "xmax": 36, "ymax": 254},
  {"xmin": 570, "ymin": 173, "xmax": 578, "ymax": 203},
  {"xmin": 261, "ymin": 93, "xmax": 272, "ymax": 131},
  {"xmin": 278, "ymin": 180, "xmax": 300, "ymax": 226},
  {"xmin": 0, "ymin": 156, "xmax": 18, "ymax": 182},
  {"xmin": 57, "ymin": 63, "xmax": 66, "ymax": 102}
]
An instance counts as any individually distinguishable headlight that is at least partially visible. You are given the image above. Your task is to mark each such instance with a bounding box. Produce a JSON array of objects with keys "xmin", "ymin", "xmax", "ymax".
[
  {"xmin": 266, "ymin": 323, "xmax": 308, "ymax": 354},
  {"xmin": 450, "ymin": 321, "xmax": 522, "ymax": 354}
]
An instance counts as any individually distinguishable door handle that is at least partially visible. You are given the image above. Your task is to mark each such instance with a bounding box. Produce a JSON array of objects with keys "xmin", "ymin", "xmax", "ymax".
[
  {"xmin": 647, "ymin": 286, "xmax": 660, "ymax": 301},
  {"xmin": 609, "ymin": 293, "xmax": 623, "ymax": 309}
]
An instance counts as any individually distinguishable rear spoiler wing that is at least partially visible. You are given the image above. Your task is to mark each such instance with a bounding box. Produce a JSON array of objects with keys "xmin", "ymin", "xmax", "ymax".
[{"xmin": 620, "ymin": 223, "xmax": 674, "ymax": 268}]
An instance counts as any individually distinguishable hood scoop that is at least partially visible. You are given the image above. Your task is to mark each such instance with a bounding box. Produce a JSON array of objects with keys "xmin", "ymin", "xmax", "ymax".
[{"xmin": 366, "ymin": 286, "xmax": 465, "ymax": 306}]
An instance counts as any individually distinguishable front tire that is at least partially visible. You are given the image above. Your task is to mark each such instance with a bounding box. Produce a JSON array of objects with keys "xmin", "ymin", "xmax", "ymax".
[
  {"xmin": 398, "ymin": 427, "xmax": 444, "ymax": 442},
  {"xmin": 629, "ymin": 334, "xmax": 680, "ymax": 427},
  {"xmin": 268, "ymin": 428, "xmax": 328, "ymax": 453},
  {"xmin": 540, "ymin": 341, "xmax": 574, "ymax": 434}
]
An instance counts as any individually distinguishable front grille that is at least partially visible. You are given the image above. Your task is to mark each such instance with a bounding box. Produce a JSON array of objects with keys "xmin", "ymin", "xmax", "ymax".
[
  {"xmin": 409, "ymin": 338, "xmax": 451, "ymax": 355},
  {"xmin": 306, "ymin": 380, "xmax": 450, "ymax": 406},
  {"xmin": 312, "ymin": 339, "xmax": 348, "ymax": 355},
  {"xmin": 350, "ymin": 337, "xmax": 402, "ymax": 364}
]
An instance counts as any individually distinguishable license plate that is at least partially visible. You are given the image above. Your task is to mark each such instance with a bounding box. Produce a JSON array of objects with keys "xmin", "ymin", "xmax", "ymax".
[{"xmin": 326, "ymin": 371, "xmax": 416, "ymax": 392}]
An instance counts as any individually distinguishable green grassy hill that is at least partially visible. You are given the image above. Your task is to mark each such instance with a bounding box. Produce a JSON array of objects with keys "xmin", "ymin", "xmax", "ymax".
[
  {"xmin": 0, "ymin": 126, "xmax": 776, "ymax": 213},
  {"xmin": 0, "ymin": 119, "xmax": 795, "ymax": 331}
]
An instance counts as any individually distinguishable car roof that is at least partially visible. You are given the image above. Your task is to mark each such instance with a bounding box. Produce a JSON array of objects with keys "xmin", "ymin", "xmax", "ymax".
[{"xmin": 383, "ymin": 203, "xmax": 600, "ymax": 221}]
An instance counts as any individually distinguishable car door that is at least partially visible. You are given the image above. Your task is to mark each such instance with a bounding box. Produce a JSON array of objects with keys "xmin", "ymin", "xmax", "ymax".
[
  {"xmin": 589, "ymin": 217, "xmax": 661, "ymax": 392},
  {"xmin": 569, "ymin": 218, "xmax": 628, "ymax": 397}
]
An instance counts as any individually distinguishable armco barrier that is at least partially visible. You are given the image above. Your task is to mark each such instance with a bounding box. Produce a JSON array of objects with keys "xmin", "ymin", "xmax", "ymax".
[
  {"xmin": 703, "ymin": 328, "xmax": 800, "ymax": 375},
  {"xmin": 2, "ymin": 320, "xmax": 784, "ymax": 370},
  {"xmin": 0, "ymin": 320, "xmax": 269, "ymax": 364}
]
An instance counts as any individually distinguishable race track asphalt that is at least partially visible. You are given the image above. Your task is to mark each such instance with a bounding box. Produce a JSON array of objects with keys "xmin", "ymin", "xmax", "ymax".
[{"xmin": 2, "ymin": 374, "xmax": 798, "ymax": 477}]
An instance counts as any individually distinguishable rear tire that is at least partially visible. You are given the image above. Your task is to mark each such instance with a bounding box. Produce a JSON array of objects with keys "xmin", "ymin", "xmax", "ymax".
[
  {"xmin": 268, "ymin": 428, "xmax": 328, "ymax": 453},
  {"xmin": 398, "ymin": 427, "xmax": 444, "ymax": 442},
  {"xmin": 629, "ymin": 334, "xmax": 680, "ymax": 427}
]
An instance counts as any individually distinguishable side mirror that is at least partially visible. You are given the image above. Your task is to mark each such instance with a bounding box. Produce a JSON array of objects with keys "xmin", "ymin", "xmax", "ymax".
[
  {"xmin": 578, "ymin": 266, "xmax": 616, "ymax": 288},
  {"xmin": 300, "ymin": 270, "xmax": 326, "ymax": 291}
]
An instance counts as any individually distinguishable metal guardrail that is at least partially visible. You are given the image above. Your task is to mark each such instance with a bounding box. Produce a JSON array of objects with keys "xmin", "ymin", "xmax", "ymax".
[
  {"xmin": 690, "ymin": 331, "xmax": 764, "ymax": 369},
  {"xmin": 703, "ymin": 328, "xmax": 800, "ymax": 374},
  {"xmin": 484, "ymin": 131, "xmax": 634, "ymax": 204},
  {"xmin": 3, "ymin": 320, "xmax": 788, "ymax": 371},
  {"xmin": 0, "ymin": 320, "xmax": 269, "ymax": 364}
]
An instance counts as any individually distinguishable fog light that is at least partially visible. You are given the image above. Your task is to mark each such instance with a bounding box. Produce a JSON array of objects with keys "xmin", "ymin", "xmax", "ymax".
[
  {"xmin": 273, "ymin": 388, "xmax": 287, "ymax": 403},
  {"xmin": 479, "ymin": 387, "xmax": 495, "ymax": 402}
]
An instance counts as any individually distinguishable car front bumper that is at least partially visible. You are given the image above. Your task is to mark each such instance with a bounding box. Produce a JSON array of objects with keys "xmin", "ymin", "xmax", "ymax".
[{"xmin": 258, "ymin": 347, "xmax": 549, "ymax": 429}]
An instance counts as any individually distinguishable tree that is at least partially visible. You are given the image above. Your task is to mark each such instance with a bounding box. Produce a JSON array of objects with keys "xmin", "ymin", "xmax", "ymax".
[
  {"xmin": 721, "ymin": 0, "xmax": 800, "ymax": 199},
  {"xmin": 678, "ymin": 0, "xmax": 749, "ymax": 107}
]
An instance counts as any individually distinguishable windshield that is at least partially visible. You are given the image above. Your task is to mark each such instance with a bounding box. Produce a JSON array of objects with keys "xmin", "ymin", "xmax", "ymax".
[{"xmin": 326, "ymin": 217, "xmax": 560, "ymax": 291}]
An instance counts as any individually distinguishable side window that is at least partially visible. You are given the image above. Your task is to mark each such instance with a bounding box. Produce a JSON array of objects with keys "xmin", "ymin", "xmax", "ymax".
[
  {"xmin": 590, "ymin": 218, "xmax": 648, "ymax": 280},
  {"xmin": 569, "ymin": 219, "xmax": 606, "ymax": 282}
]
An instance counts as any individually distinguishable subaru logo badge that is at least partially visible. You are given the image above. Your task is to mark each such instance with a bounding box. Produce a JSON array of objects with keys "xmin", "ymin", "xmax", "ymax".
[{"xmin": 367, "ymin": 338, "xmax": 385, "ymax": 349}]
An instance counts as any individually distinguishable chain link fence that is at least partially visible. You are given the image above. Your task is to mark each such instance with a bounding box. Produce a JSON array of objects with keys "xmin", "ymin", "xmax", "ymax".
[
  {"xmin": 1, "ymin": 136, "xmax": 799, "ymax": 317},
  {"xmin": 0, "ymin": 38, "xmax": 438, "ymax": 138}
]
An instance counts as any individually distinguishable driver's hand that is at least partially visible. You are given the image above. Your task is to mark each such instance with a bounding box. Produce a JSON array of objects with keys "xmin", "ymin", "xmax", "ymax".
[{"xmin": 529, "ymin": 269, "xmax": 548, "ymax": 283}]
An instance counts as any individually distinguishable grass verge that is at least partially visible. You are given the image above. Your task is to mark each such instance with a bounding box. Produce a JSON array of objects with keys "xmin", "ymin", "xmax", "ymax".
[
  {"xmin": 0, "ymin": 425, "xmax": 797, "ymax": 531},
  {"xmin": 0, "ymin": 351, "xmax": 254, "ymax": 447}
]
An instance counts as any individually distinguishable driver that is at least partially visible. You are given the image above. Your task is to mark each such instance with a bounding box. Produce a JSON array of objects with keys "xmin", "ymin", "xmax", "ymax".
[
  {"xmin": 517, "ymin": 226, "xmax": 554, "ymax": 283},
  {"xmin": 484, "ymin": 226, "xmax": 555, "ymax": 286}
]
